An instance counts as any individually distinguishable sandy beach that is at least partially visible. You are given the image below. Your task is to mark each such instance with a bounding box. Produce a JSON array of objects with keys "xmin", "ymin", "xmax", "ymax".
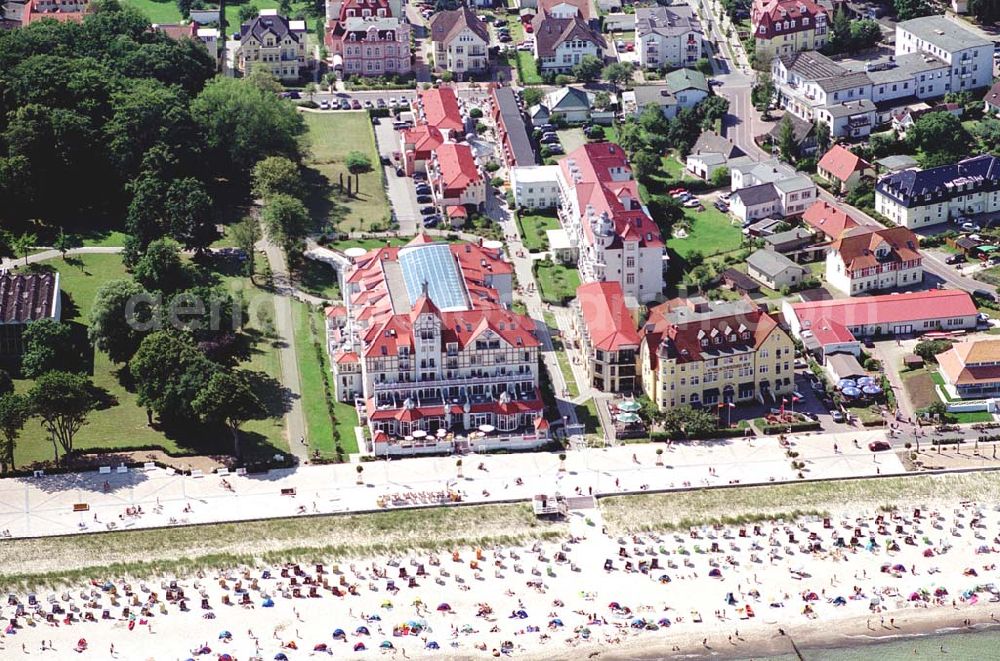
[{"xmin": 4, "ymin": 493, "xmax": 1000, "ymax": 661}]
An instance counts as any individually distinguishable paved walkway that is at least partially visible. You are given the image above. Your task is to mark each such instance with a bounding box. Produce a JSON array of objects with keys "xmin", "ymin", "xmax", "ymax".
[
  {"xmin": 0, "ymin": 429, "xmax": 912, "ymax": 539},
  {"xmin": 258, "ymin": 224, "xmax": 309, "ymax": 462},
  {"xmin": 0, "ymin": 246, "xmax": 123, "ymax": 270}
]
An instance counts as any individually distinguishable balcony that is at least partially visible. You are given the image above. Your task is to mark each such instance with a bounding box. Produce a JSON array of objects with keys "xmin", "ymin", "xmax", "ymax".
[{"xmin": 373, "ymin": 371, "xmax": 533, "ymax": 392}]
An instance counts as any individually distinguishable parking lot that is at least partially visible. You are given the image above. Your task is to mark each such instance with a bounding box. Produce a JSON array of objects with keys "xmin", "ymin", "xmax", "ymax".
[{"xmin": 372, "ymin": 119, "xmax": 422, "ymax": 233}]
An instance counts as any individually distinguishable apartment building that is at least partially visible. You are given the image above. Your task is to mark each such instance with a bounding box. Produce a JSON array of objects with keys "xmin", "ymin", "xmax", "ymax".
[
  {"xmin": 639, "ymin": 297, "xmax": 796, "ymax": 411},
  {"xmin": 331, "ymin": 236, "xmax": 548, "ymax": 454},
  {"xmin": 430, "ymin": 142, "xmax": 486, "ymax": 220},
  {"xmin": 938, "ymin": 339, "xmax": 1000, "ymax": 399},
  {"xmin": 575, "ymin": 281, "xmax": 641, "ymax": 393},
  {"xmin": 634, "ymin": 5, "xmax": 702, "ymax": 69},
  {"xmin": 556, "ymin": 142, "xmax": 665, "ymax": 304},
  {"xmin": 325, "ymin": 0, "xmax": 411, "ymax": 78},
  {"xmin": 237, "ymin": 10, "xmax": 308, "ymax": 80},
  {"xmin": 429, "ymin": 6, "xmax": 489, "ymax": 76},
  {"xmin": 490, "ymin": 86, "xmax": 536, "ymax": 168},
  {"xmin": 751, "ymin": 0, "xmax": 828, "ymax": 60},
  {"xmin": 510, "ymin": 165, "xmax": 561, "ymax": 210},
  {"xmin": 532, "ymin": 11, "xmax": 604, "ymax": 74},
  {"xmin": 875, "ymin": 154, "xmax": 1000, "ymax": 229},
  {"xmin": 728, "ymin": 168, "xmax": 815, "ymax": 221},
  {"xmin": 824, "ymin": 226, "xmax": 923, "ymax": 295},
  {"xmin": 895, "ymin": 15, "xmax": 992, "ymax": 94}
]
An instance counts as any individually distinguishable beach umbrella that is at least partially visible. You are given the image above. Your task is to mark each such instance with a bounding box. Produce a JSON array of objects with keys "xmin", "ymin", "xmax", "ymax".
[
  {"xmin": 856, "ymin": 376, "xmax": 876, "ymax": 386},
  {"xmin": 862, "ymin": 385, "xmax": 882, "ymax": 396},
  {"xmin": 380, "ymin": 640, "xmax": 394, "ymax": 649},
  {"xmin": 841, "ymin": 386, "xmax": 862, "ymax": 398},
  {"xmin": 219, "ymin": 655, "xmax": 234, "ymax": 661},
  {"xmin": 380, "ymin": 599, "xmax": 393, "ymax": 609},
  {"xmin": 313, "ymin": 643, "xmax": 329, "ymax": 652},
  {"xmin": 657, "ymin": 618, "xmax": 671, "ymax": 627},
  {"xmin": 353, "ymin": 642, "xmax": 366, "ymax": 651},
  {"xmin": 549, "ymin": 618, "xmax": 564, "ymax": 627},
  {"xmin": 218, "ymin": 631, "xmax": 232, "ymax": 639},
  {"xmin": 837, "ymin": 379, "xmax": 857, "ymax": 390},
  {"xmin": 437, "ymin": 603, "xmax": 451, "ymax": 612},
  {"xmin": 426, "ymin": 641, "xmax": 440, "ymax": 649},
  {"xmin": 332, "ymin": 629, "xmax": 346, "ymax": 640},
  {"xmin": 618, "ymin": 400, "xmax": 642, "ymax": 412},
  {"xmin": 262, "ymin": 598, "xmax": 274, "ymax": 607},
  {"xmin": 356, "ymin": 625, "xmax": 370, "ymax": 635},
  {"xmin": 608, "ymin": 602, "xmax": 621, "ymax": 610},
  {"xmin": 274, "ymin": 654, "xmax": 289, "ymax": 661},
  {"xmin": 616, "ymin": 412, "xmax": 641, "ymax": 423}
]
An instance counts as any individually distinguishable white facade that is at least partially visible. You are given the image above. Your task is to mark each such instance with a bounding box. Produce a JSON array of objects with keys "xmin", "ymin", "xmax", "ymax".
[
  {"xmin": 634, "ymin": 6, "xmax": 702, "ymax": 70},
  {"xmin": 539, "ymin": 39, "xmax": 602, "ymax": 73},
  {"xmin": 511, "ymin": 165, "xmax": 561, "ymax": 210},
  {"xmin": 895, "ymin": 16, "xmax": 993, "ymax": 94},
  {"xmin": 774, "ymin": 175, "xmax": 816, "ymax": 216},
  {"xmin": 825, "ymin": 251, "xmax": 923, "ymax": 295}
]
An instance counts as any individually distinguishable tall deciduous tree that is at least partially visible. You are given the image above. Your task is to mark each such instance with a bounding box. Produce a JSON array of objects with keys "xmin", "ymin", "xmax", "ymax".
[
  {"xmin": 89, "ymin": 279, "xmax": 155, "ymax": 364},
  {"xmin": 345, "ymin": 150, "xmax": 373, "ymax": 175},
  {"xmin": 164, "ymin": 177, "xmax": 215, "ymax": 251},
  {"xmin": 193, "ymin": 369, "xmax": 267, "ymax": 457},
  {"xmin": 262, "ymin": 193, "xmax": 310, "ymax": 255},
  {"xmin": 130, "ymin": 331, "xmax": 217, "ymax": 424},
  {"xmin": 572, "ymin": 54, "xmax": 603, "ymax": 82},
  {"xmin": 21, "ymin": 318, "xmax": 77, "ymax": 379},
  {"xmin": 28, "ymin": 371, "xmax": 98, "ymax": 464},
  {"xmin": 133, "ymin": 237, "xmax": 188, "ymax": 294},
  {"xmin": 0, "ymin": 393, "xmax": 29, "ymax": 474},
  {"xmin": 230, "ymin": 217, "xmax": 262, "ymax": 279},
  {"xmin": 12, "ymin": 232, "xmax": 36, "ymax": 266},
  {"xmin": 778, "ymin": 116, "xmax": 798, "ymax": 162},
  {"xmin": 251, "ymin": 155, "xmax": 302, "ymax": 201}
]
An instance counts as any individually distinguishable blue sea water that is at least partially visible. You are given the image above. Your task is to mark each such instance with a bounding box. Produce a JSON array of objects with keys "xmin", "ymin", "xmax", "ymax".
[{"xmin": 758, "ymin": 626, "xmax": 1000, "ymax": 660}]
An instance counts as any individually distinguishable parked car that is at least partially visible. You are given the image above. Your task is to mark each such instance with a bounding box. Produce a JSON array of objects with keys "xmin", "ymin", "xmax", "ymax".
[
  {"xmin": 363, "ymin": 99, "xmax": 374, "ymax": 109},
  {"xmin": 498, "ymin": 33, "xmax": 512, "ymax": 42},
  {"xmin": 810, "ymin": 381, "xmax": 825, "ymax": 392},
  {"xmin": 540, "ymin": 124, "xmax": 555, "ymax": 132},
  {"xmin": 540, "ymin": 134, "xmax": 560, "ymax": 144},
  {"xmin": 616, "ymin": 40, "xmax": 625, "ymax": 49},
  {"xmin": 395, "ymin": 167, "xmax": 404, "ymax": 177},
  {"xmin": 831, "ymin": 410, "xmax": 845, "ymax": 423},
  {"xmin": 415, "ymin": 185, "xmax": 432, "ymax": 195},
  {"xmin": 547, "ymin": 144, "xmax": 564, "ymax": 154},
  {"xmin": 525, "ymin": 22, "xmax": 534, "ymax": 33},
  {"xmin": 423, "ymin": 215, "xmax": 441, "ymax": 227},
  {"xmin": 962, "ymin": 222, "xmax": 982, "ymax": 232},
  {"xmin": 351, "ymin": 99, "xmax": 362, "ymax": 109},
  {"xmin": 946, "ymin": 253, "xmax": 966, "ymax": 264},
  {"xmin": 671, "ymin": 191, "xmax": 689, "ymax": 199},
  {"xmin": 978, "ymin": 312, "xmax": 991, "ymax": 323},
  {"xmin": 868, "ymin": 440, "xmax": 891, "ymax": 452},
  {"xmin": 517, "ymin": 42, "xmax": 533, "ymax": 51},
  {"xmin": 339, "ymin": 99, "xmax": 351, "ymax": 109},
  {"xmin": 708, "ymin": 78, "xmax": 722, "ymax": 86},
  {"xmin": 417, "ymin": 195, "xmax": 432, "ymax": 204},
  {"xmin": 376, "ymin": 98, "xmax": 387, "ymax": 108},
  {"xmin": 669, "ymin": 187, "xmax": 687, "ymax": 195},
  {"xmin": 713, "ymin": 200, "xmax": 728, "ymax": 211},
  {"xmin": 682, "ymin": 198, "xmax": 702, "ymax": 208},
  {"xmin": 420, "ymin": 206, "xmax": 436, "ymax": 215},
  {"xmin": 319, "ymin": 100, "xmax": 330, "ymax": 110},
  {"xmin": 974, "ymin": 289, "xmax": 997, "ymax": 302}
]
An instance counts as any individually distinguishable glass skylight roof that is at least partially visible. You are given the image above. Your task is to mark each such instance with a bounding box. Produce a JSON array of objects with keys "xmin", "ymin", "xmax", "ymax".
[{"xmin": 398, "ymin": 243, "xmax": 469, "ymax": 312}]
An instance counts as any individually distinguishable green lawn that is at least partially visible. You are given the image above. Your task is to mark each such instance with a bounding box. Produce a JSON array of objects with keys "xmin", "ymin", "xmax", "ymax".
[
  {"xmin": 10, "ymin": 255, "xmax": 287, "ymax": 467},
  {"xmin": 542, "ymin": 314, "xmax": 580, "ymax": 398},
  {"xmin": 975, "ymin": 265, "xmax": 1000, "ymax": 287},
  {"xmin": 577, "ymin": 398, "xmax": 601, "ymax": 436},
  {"xmin": 517, "ymin": 212, "xmax": 560, "ymax": 252},
  {"xmin": 326, "ymin": 237, "xmax": 409, "ymax": 252},
  {"xmin": 556, "ymin": 128, "xmax": 587, "ymax": 153},
  {"xmin": 123, "ymin": 0, "xmax": 318, "ymax": 30},
  {"xmin": 949, "ymin": 410, "xmax": 995, "ymax": 424},
  {"xmin": 516, "ymin": 51, "xmax": 542, "ymax": 85},
  {"xmin": 504, "ymin": 14, "xmax": 525, "ymax": 43},
  {"xmin": 668, "ymin": 205, "xmax": 743, "ymax": 259},
  {"xmin": 534, "ymin": 260, "xmax": 581, "ymax": 304},
  {"xmin": 291, "ymin": 300, "xmax": 336, "ymax": 456},
  {"xmin": 295, "ymin": 258, "xmax": 341, "ymax": 301},
  {"xmin": 302, "ymin": 112, "xmax": 391, "ymax": 233}
]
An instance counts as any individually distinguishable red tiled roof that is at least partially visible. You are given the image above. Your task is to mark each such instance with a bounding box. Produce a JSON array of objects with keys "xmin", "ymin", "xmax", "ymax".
[
  {"xmin": 830, "ymin": 226, "xmax": 921, "ymax": 274},
  {"xmin": 808, "ymin": 317, "xmax": 855, "ymax": 346},
  {"xmin": 363, "ymin": 307, "xmax": 539, "ymax": 359},
  {"xmin": 402, "ymin": 125, "xmax": 444, "ymax": 160},
  {"xmin": 325, "ymin": 305, "xmax": 347, "ymax": 318},
  {"xmin": 152, "ymin": 22, "xmax": 198, "ymax": 40},
  {"xmin": 817, "ymin": 145, "xmax": 871, "ymax": 183},
  {"xmin": 752, "ymin": 0, "xmax": 826, "ymax": 38},
  {"xmin": 334, "ymin": 350, "xmax": 360, "ymax": 364},
  {"xmin": 23, "ymin": 0, "xmax": 88, "ymax": 24},
  {"xmin": 577, "ymin": 281, "xmax": 639, "ymax": 351},
  {"xmin": 560, "ymin": 142, "xmax": 663, "ymax": 249},
  {"xmin": 790, "ymin": 290, "xmax": 977, "ymax": 330},
  {"xmin": 801, "ymin": 200, "xmax": 859, "ymax": 239},
  {"xmin": 417, "ymin": 87, "xmax": 464, "ymax": 133},
  {"xmin": 939, "ymin": 340, "xmax": 1000, "ymax": 386},
  {"xmin": 436, "ymin": 143, "xmax": 481, "ymax": 196}
]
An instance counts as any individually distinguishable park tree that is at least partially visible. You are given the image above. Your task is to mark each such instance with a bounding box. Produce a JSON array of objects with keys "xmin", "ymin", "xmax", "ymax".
[
  {"xmin": 262, "ymin": 193, "xmax": 311, "ymax": 255},
  {"xmin": 592, "ymin": 91, "xmax": 611, "ymax": 111},
  {"xmin": 21, "ymin": 318, "xmax": 77, "ymax": 379},
  {"xmin": 345, "ymin": 150, "xmax": 373, "ymax": 174},
  {"xmin": 89, "ymin": 279, "xmax": 155, "ymax": 364},
  {"xmin": 193, "ymin": 369, "xmax": 267, "ymax": 458},
  {"xmin": 969, "ymin": 119, "xmax": 1000, "ymax": 156},
  {"xmin": 177, "ymin": 0, "xmax": 192, "ymax": 17},
  {"xmin": 165, "ymin": 177, "xmax": 215, "ymax": 251},
  {"xmin": 661, "ymin": 405, "xmax": 717, "ymax": 438},
  {"xmin": 908, "ymin": 111, "xmax": 971, "ymax": 168},
  {"xmin": 230, "ymin": 217, "xmax": 261, "ymax": 279},
  {"xmin": 815, "ymin": 120, "xmax": 831, "ymax": 153},
  {"xmin": 630, "ymin": 149, "xmax": 660, "ymax": 182},
  {"xmin": 133, "ymin": 237, "xmax": 188, "ymax": 294},
  {"xmin": 130, "ymin": 330, "xmax": 217, "ymax": 424},
  {"xmin": 601, "ymin": 62, "xmax": 634, "ymax": 91},
  {"xmin": 53, "ymin": 230, "xmax": 81, "ymax": 259},
  {"xmin": 751, "ymin": 75, "xmax": 775, "ymax": 116},
  {"xmin": 827, "ymin": 6, "xmax": 852, "ymax": 53},
  {"xmin": 0, "ymin": 393, "xmax": 29, "ymax": 473},
  {"xmin": 572, "ymin": 54, "xmax": 603, "ymax": 82},
  {"xmin": 191, "ymin": 77, "xmax": 305, "ymax": 177},
  {"xmin": 710, "ymin": 166, "xmax": 730, "ymax": 188},
  {"xmin": 646, "ymin": 194, "xmax": 685, "ymax": 237},
  {"xmin": 969, "ymin": 0, "xmax": 1000, "ymax": 24},
  {"xmin": 778, "ymin": 116, "xmax": 798, "ymax": 162},
  {"xmin": 522, "ymin": 87, "xmax": 543, "ymax": 107},
  {"xmin": 251, "ymin": 155, "xmax": 302, "ymax": 201},
  {"xmin": 11, "ymin": 232, "xmax": 36, "ymax": 266},
  {"xmin": 914, "ymin": 339, "xmax": 954, "ymax": 363},
  {"xmin": 0, "ymin": 369, "xmax": 12, "ymax": 398},
  {"xmin": 28, "ymin": 371, "xmax": 98, "ymax": 464},
  {"xmin": 849, "ymin": 20, "xmax": 882, "ymax": 53},
  {"xmin": 238, "ymin": 4, "xmax": 259, "ymax": 23},
  {"xmin": 894, "ymin": 0, "xmax": 932, "ymax": 20},
  {"xmin": 698, "ymin": 95, "xmax": 729, "ymax": 130}
]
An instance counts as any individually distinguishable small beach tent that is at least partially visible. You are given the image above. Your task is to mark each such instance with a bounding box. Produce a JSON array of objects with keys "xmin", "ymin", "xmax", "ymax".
[
  {"xmin": 354, "ymin": 642, "xmax": 366, "ymax": 651},
  {"xmin": 380, "ymin": 640, "xmax": 394, "ymax": 649},
  {"xmin": 437, "ymin": 603, "xmax": 451, "ymax": 611},
  {"xmin": 426, "ymin": 641, "xmax": 440, "ymax": 649},
  {"xmin": 333, "ymin": 628, "xmax": 346, "ymax": 640},
  {"xmin": 356, "ymin": 625, "xmax": 370, "ymax": 635},
  {"xmin": 274, "ymin": 654, "xmax": 289, "ymax": 661}
]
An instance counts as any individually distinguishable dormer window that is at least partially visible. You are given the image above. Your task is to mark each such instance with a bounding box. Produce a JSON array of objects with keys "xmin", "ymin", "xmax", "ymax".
[
  {"xmin": 714, "ymin": 336, "xmax": 722, "ymax": 345},
  {"xmin": 742, "ymin": 331, "xmax": 751, "ymax": 340},
  {"xmin": 700, "ymin": 339, "xmax": 708, "ymax": 348}
]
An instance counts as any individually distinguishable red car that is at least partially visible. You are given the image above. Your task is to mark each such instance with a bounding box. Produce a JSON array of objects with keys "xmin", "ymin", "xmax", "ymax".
[
  {"xmin": 626, "ymin": 42, "xmax": 634, "ymax": 51},
  {"xmin": 669, "ymin": 187, "xmax": 687, "ymax": 195},
  {"xmin": 868, "ymin": 441, "xmax": 891, "ymax": 452},
  {"xmin": 525, "ymin": 23, "xmax": 534, "ymax": 33}
]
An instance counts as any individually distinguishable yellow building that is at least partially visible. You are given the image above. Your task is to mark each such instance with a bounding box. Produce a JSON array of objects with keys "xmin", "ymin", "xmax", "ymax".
[
  {"xmin": 639, "ymin": 297, "xmax": 796, "ymax": 410},
  {"xmin": 236, "ymin": 10, "xmax": 308, "ymax": 81},
  {"xmin": 751, "ymin": 0, "xmax": 828, "ymax": 61}
]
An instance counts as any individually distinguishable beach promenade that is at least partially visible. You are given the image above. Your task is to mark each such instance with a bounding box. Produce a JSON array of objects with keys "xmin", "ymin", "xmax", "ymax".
[{"xmin": 0, "ymin": 429, "xmax": 907, "ymax": 539}]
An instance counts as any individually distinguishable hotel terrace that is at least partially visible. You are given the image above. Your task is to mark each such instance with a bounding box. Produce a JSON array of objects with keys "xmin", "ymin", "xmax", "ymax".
[{"xmin": 328, "ymin": 236, "xmax": 549, "ymax": 456}]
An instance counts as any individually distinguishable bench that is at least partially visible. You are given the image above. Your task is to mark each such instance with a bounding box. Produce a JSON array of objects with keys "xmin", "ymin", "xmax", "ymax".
[
  {"xmin": 235, "ymin": 468, "xmax": 247, "ymax": 476},
  {"xmin": 190, "ymin": 469, "xmax": 204, "ymax": 478},
  {"xmin": 99, "ymin": 466, "xmax": 112, "ymax": 475},
  {"xmin": 73, "ymin": 503, "xmax": 89, "ymax": 512},
  {"xmin": 143, "ymin": 462, "xmax": 156, "ymax": 471},
  {"xmin": 216, "ymin": 468, "xmax": 230, "ymax": 477},
  {"xmin": 115, "ymin": 466, "xmax": 128, "ymax": 474}
]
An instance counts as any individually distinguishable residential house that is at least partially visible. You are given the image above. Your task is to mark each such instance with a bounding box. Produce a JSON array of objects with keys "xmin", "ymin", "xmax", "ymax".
[
  {"xmin": 816, "ymin": 144, "xmax": 874, "ymax": 193},
  {"xmin": 720, "ymin": 268, "xmax": 761, "ymax": 295},
  {"xmin": 875, "ymin": 154, "xmax": 1000, "ymax": 229},
  {"xmin": 824, "ymin": 226, "xmax": 923, "ymax": 295},
  {"xmin": 783, "ymin": 289, "xmax": 978, "ymax": 341},
  {"xmin": 400, "ymin": 124, "xmax": 444, "ymax": 176},
  {"xmin": 763, "ymin": 114, "xmax": 817, "ymax": 156},
  {"xmin": 429, "ymin": 7, "xmax": 489, "ymax": 77},
  {"xmin": 153, "ymin": 22, "xmax": 221, "ymax": 67},
  {"xmin": 895, "ymin": 15, "xmax": 993, "ymax": 94},
  {"xmin": 751, "ymin": 0, "xmax": 828, "ymax": 60},
  {"xmin": 413, "ymin": 86, "xmax": 465, "ymax": 135},
  {"xmin": 532, "ymin": 11, "xmax": 604, "ymax": 74},
  {"xmin": 511, "ymin": 165, "xmax": 561, "ymax": 210},
  {"xmin": 938, "ymin": 339, "xmax": 1000, "ymax": 399},
  {"xmin": 639, "ymin": 296, "xmax": 796, "ymax": 410},
  {"xmin": 555, "ymin": 142, "xmax": 665, "ymax": 303},
  {"xmin": 621, "ymin": 68, "xmax": 710, "ymax": 120},
  {"xmin": 985, "ymin": 80, "xmax": 1000, "ymax": 116},
  {"xmin": 0, "ymin": 272, "xmax": 61, "ymax": 356},
  {"xmin": 332, "ymin": 237, "xmax": 547, "ymax": 456},
  {"xmin": 730, "ymin": 157, "xmax": 797, "ymax": 191},
  {"xmin": 538, "ymin": 0, "xmax": 591, "ymax": 20},
  {"xmin": 491, "ymin": 86, "xmax": 536, "ymax": 168},
  {"xmin": 528, "ymin": 104, "xmax": 551, "ymax": 127},
  {"xmin": 891, "ymin": 103, "xmax": 962, "ymax": 137},
  {"xmin": 634, "ymin": 5, "xmax": 702, "ymax": 70},
  {"xmin": 763, "ymin": 227, "xmax": 814, "ymax": 255},
  {"xmin": 238, "ymin": 10, "xmax": 308, "ymax": 81},
  {"xmin": 544, "ymin": 86, "xmax": 591, "ymax": 123},
  {"xmin": 325, "ymin": 0, "xmax": 411, "ymax": 78},
  {"xmin": 747, "ymin": 249, "xmax": 808, "ymax": 290},
  {"xmin": 800, "ymin": 199, "xmax": 859, "ymax": 242},
  {"xmin": 729, "ymin": 174, "xmax": 816, "ymax": 222},
  {"xmin": 18, "ymin": 0, "xmax": 89, "ymax": 25},
  {"xmin": 430, "ymin": 142, "xmax": 485, "ymax": 222},
  {"xmin": 875, "ymin": 154, "xmax": 920, "ymax": 175},
  {"xmin": 575, "ymin": 281, "xmax": 641, "ymax": 392},
  {"xmin": 685, "ymin": 130, "xmax": 744, "ymax": 180}
]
